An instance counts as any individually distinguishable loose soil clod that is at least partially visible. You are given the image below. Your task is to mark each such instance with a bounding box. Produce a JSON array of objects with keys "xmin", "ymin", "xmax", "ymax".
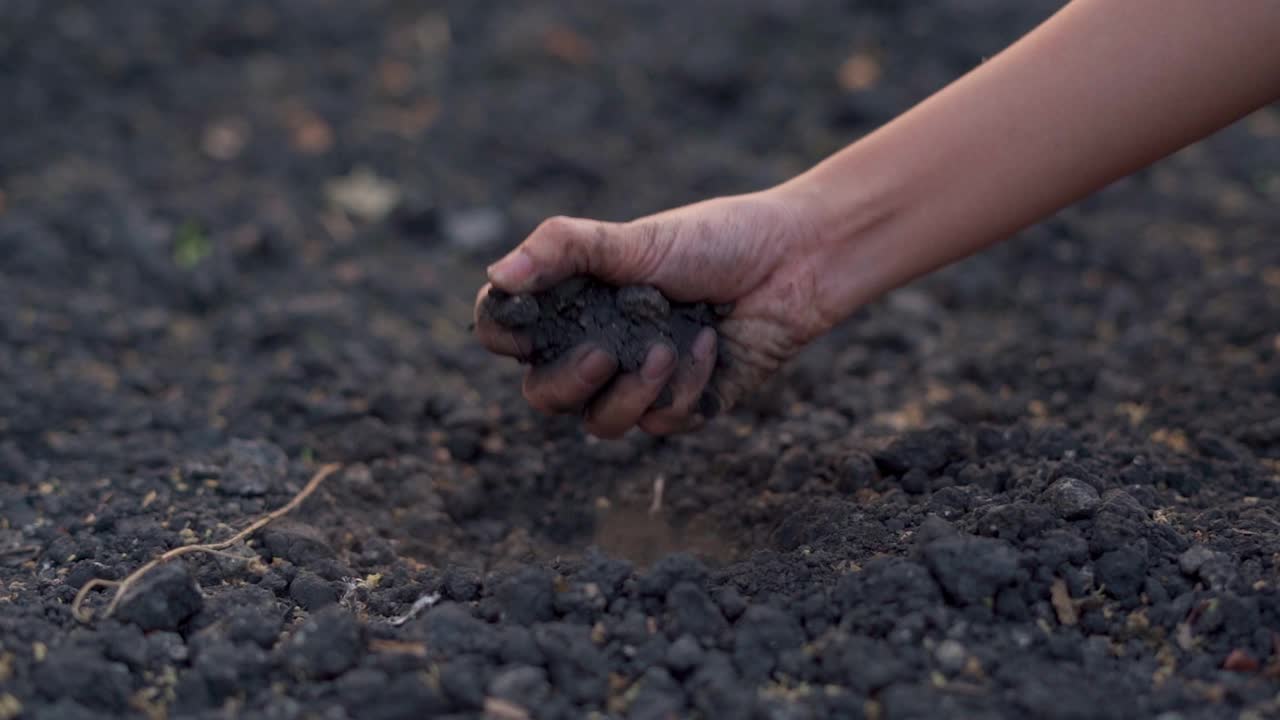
[{"xmin": 481, "ymin": 276, "xmax": 729, "ymax": 410}]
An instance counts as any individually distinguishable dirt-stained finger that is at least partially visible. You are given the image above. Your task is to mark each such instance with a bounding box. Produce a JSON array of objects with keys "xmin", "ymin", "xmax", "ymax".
[
  {"xmin": 522, "ymin": 343, "xmax": 618, "ymax": 414},
  {"xmin": 637, "ymin": 327, "xmax": 717, "ymax": 435},
  {"xmin": 583, "ymin": 343, "xmax": 678, "ymax": 438}
]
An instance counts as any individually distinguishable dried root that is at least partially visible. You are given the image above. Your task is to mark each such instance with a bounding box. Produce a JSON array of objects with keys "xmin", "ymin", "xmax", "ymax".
[{"xmin": 71, "ymin": 463, "xmax": 341, "ymax": 623}]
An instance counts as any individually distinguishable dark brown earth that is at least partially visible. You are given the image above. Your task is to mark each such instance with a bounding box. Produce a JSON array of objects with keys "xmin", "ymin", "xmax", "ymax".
[
  {"xmin": 480, "ymin": 278, "xmax": 729, "ymax": 413},
  {"xmin": 2, "ymin": 1, "xmax": 1280, "ymax": 719}
]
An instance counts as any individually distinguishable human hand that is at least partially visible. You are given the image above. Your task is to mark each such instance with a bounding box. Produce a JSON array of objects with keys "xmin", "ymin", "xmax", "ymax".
[{"xmin": 472, "ymin": 186, "xmax": 839, "ymax": 438}]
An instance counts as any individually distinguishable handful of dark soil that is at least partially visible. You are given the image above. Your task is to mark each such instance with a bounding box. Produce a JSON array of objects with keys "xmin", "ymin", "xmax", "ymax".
[{"xmin": 480, "ymin": 276, "xmax": 730, "ymax": 411}]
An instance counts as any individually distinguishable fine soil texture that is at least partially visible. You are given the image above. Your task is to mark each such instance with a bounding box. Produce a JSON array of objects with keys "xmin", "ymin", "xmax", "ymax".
[{"xmin": 3, "ymin": 1, "xmax": 1280, "ymax": 720}]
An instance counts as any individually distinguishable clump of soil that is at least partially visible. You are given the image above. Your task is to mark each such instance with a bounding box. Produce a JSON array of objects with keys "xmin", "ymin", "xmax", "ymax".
[
  {"xmin": 481, "ymin": 276, "xmax": 730, "ymax": 409},
  {"xmin": 481, "ymin": 276, "xmax": 729, "ymax": 370}
]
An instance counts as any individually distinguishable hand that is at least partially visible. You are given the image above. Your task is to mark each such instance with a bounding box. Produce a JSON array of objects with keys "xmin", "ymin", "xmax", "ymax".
[{"xmin": 472, "ymin": 186, "xmax": 839, "ymax": 438}]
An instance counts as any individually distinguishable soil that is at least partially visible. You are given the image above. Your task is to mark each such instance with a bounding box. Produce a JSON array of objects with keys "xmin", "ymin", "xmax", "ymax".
[
  {"xmin": 480, "ymin": 278, "xmax": 728, "ymax": 411},
  {"xmin": 2, "ymin": 1, "xmax": 1279, "ymax": 719}
]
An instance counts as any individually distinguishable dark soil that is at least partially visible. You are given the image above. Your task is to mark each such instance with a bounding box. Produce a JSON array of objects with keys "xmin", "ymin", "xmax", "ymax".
[
  {"xmin": 2, "ymin": 1, "xmax": 1279, "ymax": 719},
  {"xmin": 481, "ymin": 278, "xmax": 728, "ymax": 411}
]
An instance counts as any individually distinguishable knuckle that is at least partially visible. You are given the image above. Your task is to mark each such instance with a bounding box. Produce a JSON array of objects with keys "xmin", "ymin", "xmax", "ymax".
[
  {"xmin": 534, "ymin": 215, "xmax": 577, "ymax": 245},
  {"xmin": 528, "ymin": 216, "xmax": 582, "ymax": 269},
  {"xmin": 522, "ymin": 377, "xmax": 559, "ymax": 412}
]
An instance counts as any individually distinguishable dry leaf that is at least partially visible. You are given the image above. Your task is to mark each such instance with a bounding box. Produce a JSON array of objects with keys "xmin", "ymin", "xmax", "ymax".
[{"xmin": 1223, "ymin": 649, "xmax": 1259, "ymax": 672}]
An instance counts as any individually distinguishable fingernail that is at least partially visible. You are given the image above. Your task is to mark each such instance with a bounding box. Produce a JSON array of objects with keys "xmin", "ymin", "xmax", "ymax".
[
  {"xmin": 642, "ymin": 344, "xmax": 677, "ymax": 381},
  {"xmin": 488, "ymin": 250, "xmax": 535, "ymax": 291},
  {"xmin": 576, "ymin": 348, "xmax": 615, "ymax": 385},
  {"xmin": 693, "ymin": 328, "xmax": 716, "ymax": 362}
]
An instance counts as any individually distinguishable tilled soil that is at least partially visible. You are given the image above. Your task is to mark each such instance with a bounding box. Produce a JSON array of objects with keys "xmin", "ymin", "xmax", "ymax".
[{"xmin": 2, "ymin": 1, "xmax": 1279, "ymax": 719}]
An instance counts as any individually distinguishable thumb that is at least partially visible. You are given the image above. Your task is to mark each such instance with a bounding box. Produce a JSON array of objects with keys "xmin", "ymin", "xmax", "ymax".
[{"xmin": 486, "ymin": 215, "xmax": 663, "ymax": 293}]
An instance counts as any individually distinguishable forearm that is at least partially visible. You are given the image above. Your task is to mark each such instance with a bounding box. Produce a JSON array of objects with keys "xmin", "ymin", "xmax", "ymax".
[{"xmin": 785, "ymin": 0, "xmax": 1280, "ymax": 320}]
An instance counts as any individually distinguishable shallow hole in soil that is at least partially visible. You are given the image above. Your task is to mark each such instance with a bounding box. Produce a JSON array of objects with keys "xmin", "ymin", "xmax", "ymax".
[{"xmin": 588, "ymin": 498, "xmax": 746, "ymax": 569}]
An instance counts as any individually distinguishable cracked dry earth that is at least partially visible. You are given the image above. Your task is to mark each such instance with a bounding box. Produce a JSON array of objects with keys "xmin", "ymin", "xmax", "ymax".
[{"xmin": 2, "ymin": 1, "xmax": 1280, "ymax": 719}]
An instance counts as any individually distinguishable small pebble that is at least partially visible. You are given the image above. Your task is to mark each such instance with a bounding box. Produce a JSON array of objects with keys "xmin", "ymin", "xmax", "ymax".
[
  {"xmin": 934, "ymin": 639, "xmax": 967, "ymax": 674},
  {"xmin": 1043, "ymin": 477, "xmax": 1101, "ymax": 520}
]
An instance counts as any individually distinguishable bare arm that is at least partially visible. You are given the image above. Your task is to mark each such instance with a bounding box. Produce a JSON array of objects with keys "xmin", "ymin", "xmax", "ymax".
[
  {"xmin": 477, "ymin": 0, "xmax": 1280, "ymax": 438},
  {"xmin": 789, "ymin": 0, "xmax": 1280, "ymax": 321}
]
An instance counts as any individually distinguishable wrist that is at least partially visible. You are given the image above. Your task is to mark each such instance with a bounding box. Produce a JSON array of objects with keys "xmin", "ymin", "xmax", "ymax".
[{"xmin": 771, "ymin": 148, "xmax": 910, "ymax": 327}]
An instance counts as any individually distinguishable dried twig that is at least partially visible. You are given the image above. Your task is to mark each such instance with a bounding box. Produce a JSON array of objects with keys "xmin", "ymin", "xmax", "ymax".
[
  {"xmin": 1050, "ymin": 578, "xmax": 1078, "ymax": 626},
  {"xmin": 388, "ymin": 592, "xmax": 442, "ymax": 626},
  {"xmin": 72, "ymin": 463, "xmax": 340, "ymax": 623},
  {"xmin": 649, "ymin": 474, "xmax": 665, "ymax": 515},
  {"xmin": 0, "ymin": 545, "xmax": 39, "ymax": 558},
  {"xmin": 483, "ymin": 698, "xmax": 531, "ymax": 720}
]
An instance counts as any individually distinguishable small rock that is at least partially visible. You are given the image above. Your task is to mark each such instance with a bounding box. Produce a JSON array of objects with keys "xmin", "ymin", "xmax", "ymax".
[
  {"xmin": 666, "ymin": 634, "xmax": 705, "ymax": 674},
  {"xmin": 574, "ymin": 548, "xmax": 633, "ymax": 600},
  {"xmin": 1097, "ymin": 489, "xmax": 1146, "ymax": 519},
  {"xmin": 922, "ymin": 535, "xmax": 1020, "ymax": 605},
  {"xmin": 439, "ymin": 656, "xmax": 487, "ymax": 709},
  {"xmin": 534, "ymin": 622, "xmax": 609, "ymax": 704},
  {"xmin": 666, "ymin": 581, "xmax": 728, "ymax": 640},
  {"xmin": 934, "ymin": 639, "xmax": 967, "ymax": 674},
  {"xmin": 259, "ymin": 520, "xmax": 336, "ymax": 565},
  {"xmin": 115, "ymin": 562, "xmax": 203, "ymax": 632},
  {"xmin": 289, "ymin": 572, "xmax": 337, "ymax": 610},
  {"xmin": 1179, "ymin": 545, "xmax": 1237, "ymax": 590},
  {"xmin": 1178, "ymin": 545, "xmax": 1216, "ymax": 576},
  {"xmin": 498, "ymin": 626, "xmax": 543, "ymax": 665},
  {"xmin": 714, "ymin": 586, "xmax": 748, "ymax": 621},
  {"xmin": 732, "ymin": 605, "xmax": 804, "ymax": 680},
  {"xmin": 900, "ymin": 467, "xmax": 930, "ymax": 494},
  {"xmin": 639, "ymin": 553, "xmax": 709, "ymax": 596},
  {"xmin": 496, "ymin": 567, "xmax": 555, "ymax": 626},
  {"xmin": 34, "ymin": 647, "xmax": 132, "ymax": 711},
  {"xmin": 223, "ymin": 604, "xmax": 284, "ymax": 648},
  {"xmin": 1095, "ymin": 546, "xmax": 1148, "ymax": 600},
  {"xmin": 914, "ymin": 516, "xmax": 957, "ymax": 548},
  {"xmin": 66, "ymin": 560, "xmax": 112, "ymax": 591},
  {"xmin": 839, "ymin": 448, "xmax": 880, "ymax": 491},
  {"xmin": 283, "ymin": 606, "xmax": 365, "ymax": 680},
  {"xmin": 629, "ymin": 666, "xmax": 685, "ymax": 720},
  {"xmin": 416, "ymin": 603, "xmax": 492, "ymax": 656},
  {"xmin": 442, "ymin": 206, "xmax": 506, "ymax": 253},
  {"xmin": 444, "ymin": 566, "xmax": 482, "ymax": 602},
  {"xmin": 1197, "ymin": 558, "xmax": 1239, "ymax": 592},
  {"xmin": 146, "ymin": 631, "xmax": 190, "ymax": 664},
  {"xmin": 1043, "ymin": 477, "xmax": 1100, "ymax": 520},
  {"xmin": 874, "ymin": 428, "xmax": 965, "ymax": 476},
  {"xmin": 488, "ymin": 665, "xmax": 551, "ymax": 708},
  {"xmin": 222, "ymin": 438, "xmax": 287, "ymax": 496}
]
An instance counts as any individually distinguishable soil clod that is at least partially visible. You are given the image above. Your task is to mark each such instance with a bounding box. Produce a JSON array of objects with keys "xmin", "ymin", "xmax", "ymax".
[
  {"xmin": 481, "ymin": 277, "xmax": 727, "ymax": 409},
  {"xmin": 113, "ymin": 561, "xmax": 203, "ymax": 632}
]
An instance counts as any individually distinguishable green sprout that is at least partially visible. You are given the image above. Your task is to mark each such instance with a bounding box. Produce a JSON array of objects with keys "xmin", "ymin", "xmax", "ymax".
[{"xmin": 173, "ymin": 220, "xmax": 212, "ymax": 269}]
